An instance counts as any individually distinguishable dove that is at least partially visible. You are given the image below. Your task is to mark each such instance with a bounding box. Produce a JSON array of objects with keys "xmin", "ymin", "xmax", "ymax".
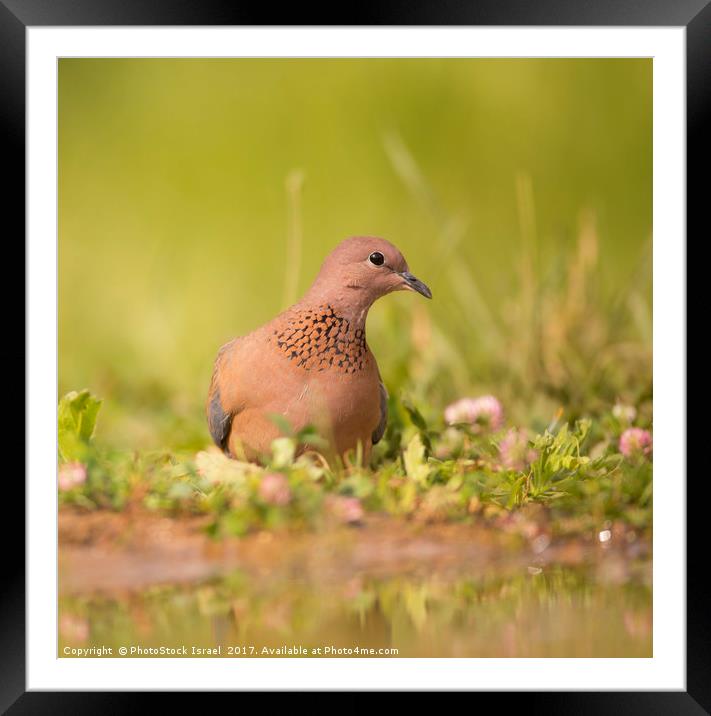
[{"xmin": 207, "ymin": 236, "xmax": 431, "ymax": 462}]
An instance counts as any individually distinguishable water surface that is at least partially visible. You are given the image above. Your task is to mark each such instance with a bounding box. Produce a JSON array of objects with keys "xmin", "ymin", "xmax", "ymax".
[{"xmin": 59, "ymin": 516, "xmax": 651, "ymax": 658}]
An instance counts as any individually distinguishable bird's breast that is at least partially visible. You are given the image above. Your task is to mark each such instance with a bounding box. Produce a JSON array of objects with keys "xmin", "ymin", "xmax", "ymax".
[
  {"xmin": 237, "ymin": 304, "xmax": 383, "ymax": 454},
  {"xmin": 268, "ymin": 303, "xmax": 369, "ymax": 375}
]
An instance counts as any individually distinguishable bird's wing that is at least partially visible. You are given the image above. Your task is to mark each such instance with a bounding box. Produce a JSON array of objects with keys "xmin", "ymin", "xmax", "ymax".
[
  {"xmin": 371, "ymin": 380, "xmax": 388, "ymax": 445},
  {"xmin": 206, "ymin": 338, "xmax": 240, "ymax": 454}
]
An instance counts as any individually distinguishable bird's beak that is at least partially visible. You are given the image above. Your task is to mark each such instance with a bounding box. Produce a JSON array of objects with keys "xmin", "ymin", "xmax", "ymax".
[{"xmin": 399, "ymin": 271, "xmax": 432, "ymax": 299}]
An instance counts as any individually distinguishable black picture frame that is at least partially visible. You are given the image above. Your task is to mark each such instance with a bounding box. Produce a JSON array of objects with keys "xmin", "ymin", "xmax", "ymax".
[{"xmin": 4, "ymin": 1, "xmax": 700, "ymax": 710}]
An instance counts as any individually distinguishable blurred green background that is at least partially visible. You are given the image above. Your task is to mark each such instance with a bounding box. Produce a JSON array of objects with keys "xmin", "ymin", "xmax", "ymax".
[{"xmin": 58, "ymin": 59, "xmax": 652, "ymax": 451}]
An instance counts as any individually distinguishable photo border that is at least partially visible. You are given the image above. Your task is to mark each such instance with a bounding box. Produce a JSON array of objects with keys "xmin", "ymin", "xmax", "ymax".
[{"xmin": 5, "ymin": 0, "xmax": 701, "ymax": 709}]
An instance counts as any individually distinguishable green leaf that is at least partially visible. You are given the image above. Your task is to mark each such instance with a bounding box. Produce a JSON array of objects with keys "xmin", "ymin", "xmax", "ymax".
[
  {"xmin": 271, "ymin": 437, "xmax": 296, "ymax": 469},
  {"xmin": 401, "ymin": 399, "xmax": 433, "ymax": 453},
  {"xmin": 403, "ymin": 433, "xmax": 430, "ymax": 485},
  {"xmin": 339, "ymin": 472, "xmax": 375, "ymax": 499},
  {"xmin": 58, "ymin": 389, "xmax": 102, "ymax": 462},
  {"xmin": 194, "ymin": 449, "xmax": 258, "ymax": 486},
  {"xmin": 403, "ymin": 400, "xmax": 428, "ymax": 432},
  {"xmin": 399, "ymin": 480, "xmax": 418, "ymax": 513}
]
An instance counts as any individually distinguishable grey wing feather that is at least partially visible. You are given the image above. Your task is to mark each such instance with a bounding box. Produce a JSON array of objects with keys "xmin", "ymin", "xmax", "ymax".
[
  {"xmin": 371, "ymin": 381, "xmax": 388, "ymax": 445},
  {"xmin": 207, "ymin": 386, "xmax": 232, "ymax": 453},
  {"xmin": 207, "ymin": 340, "xmax": 236, "ymax": 454}
]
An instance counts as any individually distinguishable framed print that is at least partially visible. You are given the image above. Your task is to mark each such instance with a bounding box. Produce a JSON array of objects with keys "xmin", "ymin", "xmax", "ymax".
[{"xmin": 4, "ymin": 0, "xmax": 702, "ymax": 709}]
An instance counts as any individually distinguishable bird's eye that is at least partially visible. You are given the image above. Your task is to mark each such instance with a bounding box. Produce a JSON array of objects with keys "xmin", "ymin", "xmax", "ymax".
[{"xmin": 369, "ymin": 251, "xmax": 385, "ymax": 266}]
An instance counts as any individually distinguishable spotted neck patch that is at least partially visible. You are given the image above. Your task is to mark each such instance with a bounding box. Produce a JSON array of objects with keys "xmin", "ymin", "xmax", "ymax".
[{"xmin": 272, "ymin": 304, "xmax": 368, "ymax": 373}]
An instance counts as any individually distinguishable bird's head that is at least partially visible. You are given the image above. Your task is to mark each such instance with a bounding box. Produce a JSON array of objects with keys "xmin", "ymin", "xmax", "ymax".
[{"xmin": 308, "ymin": 236, "xmax": 432, "ymax": 310}]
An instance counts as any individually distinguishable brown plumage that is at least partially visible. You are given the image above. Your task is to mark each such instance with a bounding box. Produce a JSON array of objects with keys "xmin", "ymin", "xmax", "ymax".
[{"xmin": 206, "ymin": 236, "xmax": 432, "ymax": 462}]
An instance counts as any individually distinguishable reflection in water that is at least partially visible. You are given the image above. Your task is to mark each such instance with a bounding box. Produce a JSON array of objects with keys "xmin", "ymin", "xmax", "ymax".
[{"xmin": 60, "ymin": 562, "xmax": 651, "ymax": 658}]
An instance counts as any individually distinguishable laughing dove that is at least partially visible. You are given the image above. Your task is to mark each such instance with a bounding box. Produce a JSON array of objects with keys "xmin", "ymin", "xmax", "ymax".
[{"xmin": 206, "ymin": 236, "xmax": 432, "ymax": 462}]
